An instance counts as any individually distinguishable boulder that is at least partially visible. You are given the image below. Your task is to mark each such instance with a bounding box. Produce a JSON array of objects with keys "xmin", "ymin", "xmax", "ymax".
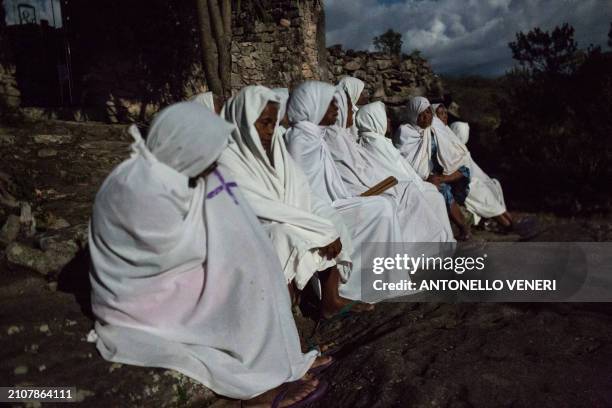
[
  {"xmin": 6, "ymin": 239, "xmax": 79, "ymax": 276},
  {"xmin": 376, "ymin": 59, "xmax": 393, "ymax": 70},
  {"xmin": 0, "ymin": 214, "xmax": 20, "ymax": 247},
  {"xmin": 345, "ymin": 60, "xmax": 361, "ymax": 71},
  {"xmin": 354, "ymin": 70, "xmax": 367, "ymax": 80}
]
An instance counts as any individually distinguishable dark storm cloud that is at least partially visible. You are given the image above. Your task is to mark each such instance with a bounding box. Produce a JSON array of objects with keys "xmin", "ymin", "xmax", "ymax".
[{"xmin": 325, "ymin": 0, "xmax": 612, "ymax": 76}]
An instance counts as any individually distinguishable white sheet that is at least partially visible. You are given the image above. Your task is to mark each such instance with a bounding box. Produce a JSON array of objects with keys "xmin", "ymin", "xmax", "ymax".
[
  {"xmin": 90, "ymin": 102, "xmax": 316, "ymax": 399},
  {"xmin": 219, "ymin": 85, "xmax": 350, "ymax": 289}
]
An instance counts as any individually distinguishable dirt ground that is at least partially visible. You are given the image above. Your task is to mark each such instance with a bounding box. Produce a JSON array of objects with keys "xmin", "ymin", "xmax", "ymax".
[{"xmin": 1, "ymin": 120, "xmax": 611, "ymax": 407}]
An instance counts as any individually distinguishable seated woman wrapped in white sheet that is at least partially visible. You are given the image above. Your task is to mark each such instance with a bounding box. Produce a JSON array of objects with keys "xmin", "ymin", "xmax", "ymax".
[
  {"xmin": 89, "ymin": 102, "xmax": 323, "ymax": 404},
  {"xmin": 285, "ymin": 81, "xmax": 415, "ymax": 303},
  {"xmin": 220, "ymin": 85, "xmax": 372, "ymax": 317},
  {"xmin": 324, "ymin": 90, "xmax": 455, "ymax": 246}
]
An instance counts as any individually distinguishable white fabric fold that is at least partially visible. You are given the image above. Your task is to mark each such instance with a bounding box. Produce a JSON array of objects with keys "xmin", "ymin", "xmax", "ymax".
[
  {"xmin": 190, "ymin": 91, "xmax": 216, "ymax": 112},
  {"xmin": 220, "ymin": 85, "xmax": 349, "ymax": 289},
  {"xmin": 395, "ymin": 96, "xmax": 471, "ymax": 179},
  {"xmin": 288, "ymin": 82, "xmax": 455, "ymax": 300},
  {"xmin": 450, "ymin": 121, "xmax": 470, "ymax": 145},
  {"xmin": 89, "ymin": 102, "xmax": 316, "ymax": 400},
  {"xmin": 326, "ymin": 93, "xmax": 456, "ymax": 245},
  {"xmin": 286, "ymin": 81, "xmax": 413, "ymax": 302},
  {"xmin": 337, "ymin": 76, "xmax": 365, "ymax": 141},
  {"xmin": 397, "ymin": 99, "xmax": 506, "ymax": 222},
  {"xmin": 448, "ymin": 122, "xmax": 507, "ymax": 223},
  {"xmin": 356, "ymin": 102, "xmax": 454, "ymax": 236}
]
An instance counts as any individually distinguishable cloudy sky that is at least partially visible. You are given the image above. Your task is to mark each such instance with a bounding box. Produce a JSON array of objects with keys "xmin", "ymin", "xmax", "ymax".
[{"xmin": 325, "ymin": 0, "xmax": 612, "ymax": 76}]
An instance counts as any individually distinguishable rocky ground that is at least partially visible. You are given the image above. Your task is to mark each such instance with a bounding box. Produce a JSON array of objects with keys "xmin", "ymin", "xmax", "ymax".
[{"xmin": 1, "ymin": 119, "xmax": 611, "ymax": 407}]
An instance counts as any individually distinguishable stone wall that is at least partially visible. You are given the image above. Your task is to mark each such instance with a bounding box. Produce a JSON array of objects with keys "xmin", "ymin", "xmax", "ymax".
[
  {"xmin": 327, "ymin": 45, "xmax": 444, "ymax": 119},
  {"xmin": 0, "ymin": 0, "xmax": 20, "ymax": 110},
  {"xmin": 231, "ymin": 0, "xmax": 326, "ymax": 90},
  {"xmin": 1, "ymin": 0, "xmax": 445, "ymax": 122}
]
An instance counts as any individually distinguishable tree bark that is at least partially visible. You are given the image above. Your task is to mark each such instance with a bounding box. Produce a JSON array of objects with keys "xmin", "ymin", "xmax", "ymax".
[
  {"xmin": 207, "ymin": 0, "xmax": 231, "ymax": 96},
  {"xmin": 195, "ymin": 0, "xmax": 224, "ymax": 95}
]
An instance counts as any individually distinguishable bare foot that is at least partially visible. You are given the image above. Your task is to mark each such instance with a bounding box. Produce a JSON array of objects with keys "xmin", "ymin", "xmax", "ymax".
[
  {"xmin": 242, "ymin": 377, "xmax": 319, "ymax": 408},
  {"xmin": 321, "ymin": 297, "xmax": 374, "ymax": 319}
]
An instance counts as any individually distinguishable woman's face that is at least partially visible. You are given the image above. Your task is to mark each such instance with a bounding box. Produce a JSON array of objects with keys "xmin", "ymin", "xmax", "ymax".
[
  {"xmin": 319, "ymin": 99, "xmax": 339, "ymax": 126},
  {"xmin": 255, "ymin": 102, "xmax": 279, "ymax": 154},
  {"xmin": 417, "ymin": 107, "xmax": 433, "ymax": 128},
  {"xmin": 357, "ymin": 92, "xmax": 368, "ymax": 106},
  {"xmin": 436, "ymin": 105, "xmax": 448, "ymax": 125}
]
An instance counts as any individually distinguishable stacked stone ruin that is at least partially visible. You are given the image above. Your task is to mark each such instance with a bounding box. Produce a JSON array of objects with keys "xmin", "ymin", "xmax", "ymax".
[
  {"xmin": 0, "ymin": 0, "xmax": 443, "ymax": 122},
  {"xmin": 327, "ymin": 44, "xmax": 444, "ymax": 121}
]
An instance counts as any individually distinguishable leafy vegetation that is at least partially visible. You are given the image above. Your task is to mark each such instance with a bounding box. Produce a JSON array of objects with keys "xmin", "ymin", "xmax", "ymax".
[
  {"xmin": 448, "ymin": 22, "xmax": 612, "ymax": 214},
  {"xmin": 373, "ymin": 29, "xmax": 403, "ymax": 56}
]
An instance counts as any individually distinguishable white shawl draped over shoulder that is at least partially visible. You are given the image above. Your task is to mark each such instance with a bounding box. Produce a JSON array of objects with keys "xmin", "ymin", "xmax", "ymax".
[
  {"xmin": 90, "ymin": 102, "xmax": 316, "ymax": 399},
  {"xmin": 219, "ymin": 85, "xmax": 348, "ymax": 289},
  {"xmin": 450, "ymin": 121, "xmax": 470, "ymax": 145},
  {"xmin": 324, "ymin": 91, "xmax": 455, "ymax": 249},
  {"xmin": 395, "ymin": 97, "xmax": 471, "ymax": 179},
  {"xmin": 356, "ymin": 102, "xmax": 454, "ymax": 236},
  {"xmin": 357, "ymin": 101, "xmax": 425, "ymax": 185},
  {"xmin": 286, "ymin": 81, "xmax": 417, "ymax": 302},
  {"xmin": 337, "ymin": 76, "xmax": 365, "ymax": 142},
  {"xmin": 446, "ymin": 121, "xmax": 507, "ymax": 223}
]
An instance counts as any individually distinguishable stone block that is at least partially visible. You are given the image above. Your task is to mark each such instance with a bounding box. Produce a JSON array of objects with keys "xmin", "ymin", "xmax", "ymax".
[{"xmin": 345, "ymin": 60, "xmax": 361, "ymax": 71}]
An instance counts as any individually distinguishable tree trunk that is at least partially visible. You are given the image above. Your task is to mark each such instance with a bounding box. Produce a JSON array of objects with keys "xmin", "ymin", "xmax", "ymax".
[
  {"xmin": 207, "ymin": 0, "xmax": 232, "ymax": 97},
  {"xmin": 195, "ymin": 0, "xmax": 224, "ymax": 96}
]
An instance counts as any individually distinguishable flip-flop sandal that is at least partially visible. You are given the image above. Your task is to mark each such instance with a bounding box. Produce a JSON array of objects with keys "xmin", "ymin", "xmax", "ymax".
[
  {"xmin": 306, "ymin": 341, "xmax": 341, "ymax": 358},
  {"xmin": 271, "ymin": 380, "xmax": 329, "ymax": 408},
  {"xmin": 308, "ymin": 356, "xmax": 336, "ymax": 376}
]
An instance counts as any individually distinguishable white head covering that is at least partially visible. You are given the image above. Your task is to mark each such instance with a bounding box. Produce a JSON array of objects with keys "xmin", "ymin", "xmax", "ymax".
[
  {"xmin": 285, "ymin": 81, "xmax": 352, "ymax": 201},
  {"xmin": 356, "ymin": 101, "xmax": 387, "ymax": 137},
  {"xmin": 272, "ymin": 88, "xmax": 289, "ymax": 122},
  {"xmin": 324, "ymin": 91, "xmax": 376, "ymax": 192},
  {"xmin": 287, "ymin": 81, "xmax": 334, "ymax": 125},
  {"xmin": 337, "ymin": 77, "xmax": 364, "ymax": 142},
  {"xmin": 220, "ymin": 85, "xmax": 347, "ymax": 289},
  {"xmin": 395, "ymin": 96, "xmax": 471, "ymax": 179},
  {"xmin": 190, "ymin": 91, "xmax": 216, "ymax": 112},
  {"xmin": 145, "ymin": 102, "xmax": 228, "ymax": 178},
  {"xmin": 358, "ymin": 102, "xmax": 434, "ymax": 189},
  {"xmin": 450, "ymin": 121, "xmax": 470, "ymax": 145},
  {"xmin": 334, "ymin": 88, "xmax": 350, "ymax": 129},
  {"xmin": 406, "ymin": 96, "xmax": 432, "ymax": 126},
  {"xmin": 431, "ymin": 103, "xmax": 443, "ymax": 116},
  {"xmin": 90, "ymin": 102, "xmax": 316, "ymax": 399},
  {"xmin": 337, "ymin": 76, "xmax": 365, "ymax": 111}
]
